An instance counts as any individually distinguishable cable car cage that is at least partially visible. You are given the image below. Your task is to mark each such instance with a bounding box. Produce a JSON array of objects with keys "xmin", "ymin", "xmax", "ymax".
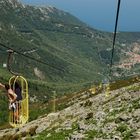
[
  {"xmin": 7, "ymin": 50, "xmax": 29, "ymax": 128},
  {"xmin": 9, "ymin": 75, "xmax": 29, "ymax": 128}
]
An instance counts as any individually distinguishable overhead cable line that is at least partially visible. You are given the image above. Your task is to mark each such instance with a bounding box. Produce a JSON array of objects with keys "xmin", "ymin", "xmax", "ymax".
[
  {"xmin": 110, "ymin": 0, "xmax": 121, "ymax": 75},
  {"xmin": 0, "ymin": 42, "xmax": 64, "ymax": 72}
]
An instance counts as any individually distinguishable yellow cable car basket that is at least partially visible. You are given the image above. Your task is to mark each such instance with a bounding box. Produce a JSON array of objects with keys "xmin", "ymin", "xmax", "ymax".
[{"xmin": 9, "ymin": 76, "xmax": 29, "ymax": 128}]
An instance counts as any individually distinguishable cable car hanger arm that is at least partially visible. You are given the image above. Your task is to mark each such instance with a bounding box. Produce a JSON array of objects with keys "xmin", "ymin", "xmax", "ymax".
[{"xmin": 7, "ymin": 49, "xmax": 20, "ymax": 76}]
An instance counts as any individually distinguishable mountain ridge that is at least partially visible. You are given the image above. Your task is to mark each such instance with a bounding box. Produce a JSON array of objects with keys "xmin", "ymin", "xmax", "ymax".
[
  {"xmin": 0, "ymin": 0, "xmax": 140, "ymax": 98},
  {"xmin": 0, "ymin": 0, "xmax": 108, "ymax": 83}
]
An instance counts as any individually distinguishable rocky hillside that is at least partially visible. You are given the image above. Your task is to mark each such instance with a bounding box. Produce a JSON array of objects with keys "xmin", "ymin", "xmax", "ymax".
[
  {"xmin": 0, "ymin": 0, "xmax": 140, "ymax": 136},
  {"xmin": 0, "ymin": 82, "xmax": 139, "ymax": 140}
]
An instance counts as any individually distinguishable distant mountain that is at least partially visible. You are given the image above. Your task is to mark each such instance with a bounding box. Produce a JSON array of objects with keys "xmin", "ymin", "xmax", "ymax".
[
  {"xmin": 0, "ymin": 0, "xmax": 140, "ymax": 87},
  {"xmin": 0, "ymin": 0, "xmax": 140, "ymax": 129},
  {"xmin": 0, "ymin": 0, "xmax": 108, "ymax": 83}
]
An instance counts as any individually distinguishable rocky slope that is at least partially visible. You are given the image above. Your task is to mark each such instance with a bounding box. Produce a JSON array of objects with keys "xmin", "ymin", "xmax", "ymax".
[
  {"xmin": 0, "ymin": 0, "xmax": 140, "ymax": 138},
  {"xmin": 0, "ymin": 82, "xmax": 139, "ymax": 140}
]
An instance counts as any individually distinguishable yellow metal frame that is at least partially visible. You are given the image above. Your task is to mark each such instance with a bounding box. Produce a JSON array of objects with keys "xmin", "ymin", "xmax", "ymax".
[
  {"xmin": 9, "ymin": 76, "xmax": 29, "ymax": 128},
  {"xmin": 105, "ymin": 83, "xmax": 110, "ymax": 97}
]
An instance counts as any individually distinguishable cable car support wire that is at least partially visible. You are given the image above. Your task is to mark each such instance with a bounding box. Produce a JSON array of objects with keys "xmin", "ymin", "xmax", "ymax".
[
  {"xmin": 110, "ymin": 0, "xmax": 121, "ymax": 76},
  {"xmin": 0, "ymin": 42, "xmax": 64, "ymax": 72}
]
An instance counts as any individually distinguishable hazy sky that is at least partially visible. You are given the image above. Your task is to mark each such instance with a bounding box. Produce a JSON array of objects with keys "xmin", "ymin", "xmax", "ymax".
[{"xmin": 21, "ymin": 0, "xmax": 140, "ymax": 32}]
